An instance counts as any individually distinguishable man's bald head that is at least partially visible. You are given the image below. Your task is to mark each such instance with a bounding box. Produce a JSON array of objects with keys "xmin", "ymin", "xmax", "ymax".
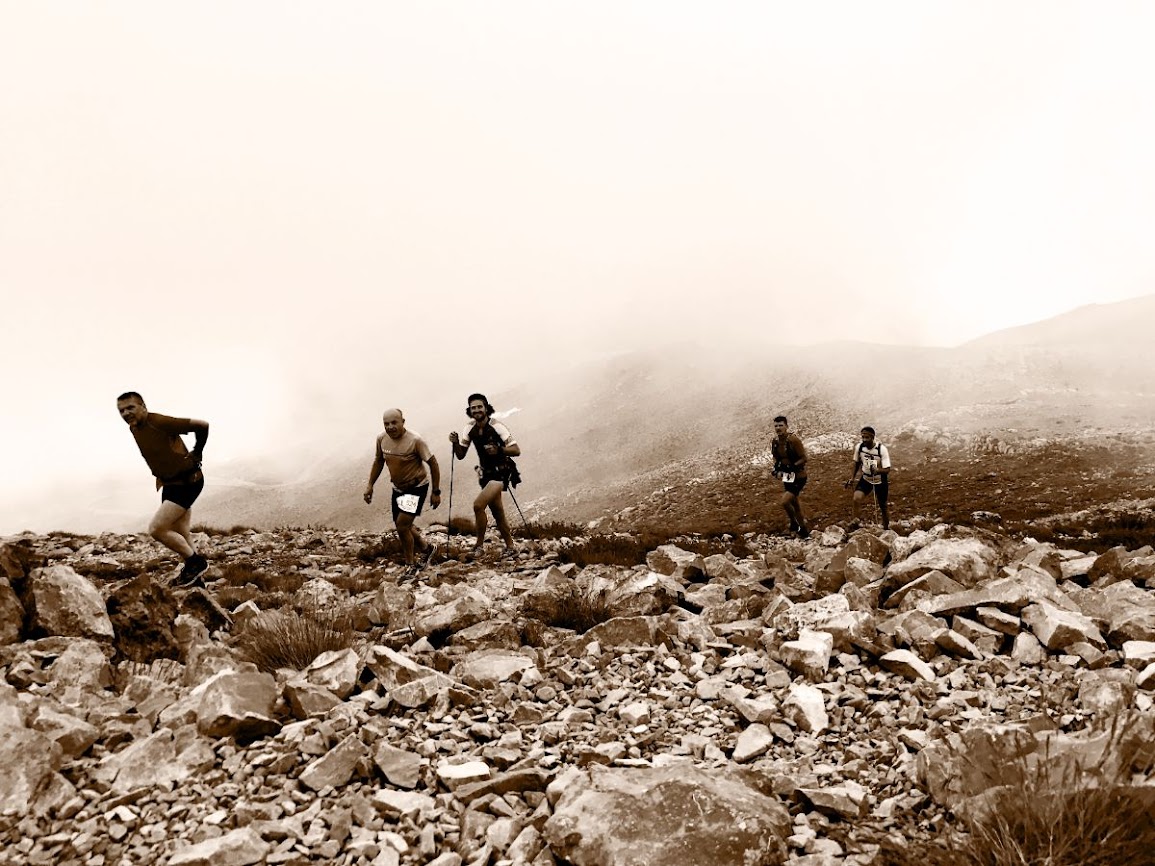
[{"xmin": 382, "ymin": 409, "xmax": 406, "ymax": 439}]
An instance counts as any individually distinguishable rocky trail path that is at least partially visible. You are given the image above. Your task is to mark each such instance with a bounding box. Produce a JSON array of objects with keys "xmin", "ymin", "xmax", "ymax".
[{"xmin": 2, "ymin": 518, "xmax": 1154, "ymax": 866}]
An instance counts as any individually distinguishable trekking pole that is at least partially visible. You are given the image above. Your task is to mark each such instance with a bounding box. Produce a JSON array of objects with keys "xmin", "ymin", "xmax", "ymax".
[
  {"xmin": 506, "ymin": 486, "xmax": 531, "ymax": 537},
  {"xmin": 447, "ymin": 449, "xmax": 455, "ymax": 543}
]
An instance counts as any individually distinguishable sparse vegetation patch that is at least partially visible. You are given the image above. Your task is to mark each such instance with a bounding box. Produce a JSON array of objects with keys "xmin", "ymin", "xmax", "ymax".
[
  {"xmin": 522, "ymin": 587, "xmax": 614, "ymax": 633},
  {"xmin": 233, "ymin": 604, "xmax": 356, "ymax": 673}
]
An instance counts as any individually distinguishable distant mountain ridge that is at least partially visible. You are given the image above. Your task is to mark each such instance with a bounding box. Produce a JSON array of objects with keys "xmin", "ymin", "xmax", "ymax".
[
  {"xmin": 964, "ymin": 294, "xmax": 1155, "ymax": 347},
  {"xmin": 4, "ymin": 295, "xmax": 1153, "ymax": 534}
]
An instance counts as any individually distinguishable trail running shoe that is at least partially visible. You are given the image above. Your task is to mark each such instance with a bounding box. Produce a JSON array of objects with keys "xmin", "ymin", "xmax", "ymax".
[{"xmin": 174, "ymin": 553, "xmax": 208, "ymax": 586}]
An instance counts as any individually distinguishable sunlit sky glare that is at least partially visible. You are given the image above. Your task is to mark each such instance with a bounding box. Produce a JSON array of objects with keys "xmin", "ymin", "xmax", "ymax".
[{"xmin": 2, "ymin": 2, "xmax": 1154, "ymax": 498}]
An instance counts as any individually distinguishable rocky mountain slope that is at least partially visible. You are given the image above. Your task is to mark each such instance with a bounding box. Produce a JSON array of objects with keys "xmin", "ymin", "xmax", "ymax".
[
  {"xmin": 3, "ymin": 296, "xmax": 1151, "ymax": 537},
  {"xmin": 199, "ymin": 294, "xmax": 1155, "ymax": 533},
  {"xmin": 2, "ymin": 514, "xmax": 1155, "ymax": 865}
]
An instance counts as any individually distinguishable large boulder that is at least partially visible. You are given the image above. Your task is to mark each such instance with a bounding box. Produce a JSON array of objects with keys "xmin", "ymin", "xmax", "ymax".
[
  {"xmin": 521, "ymin": 565, "xmax": 579, "ymax": 613},
  {"xmin": 44, "ymin": 637, "xmax": 114, "ymax": 694},
  {"xmin": 607, "ymin": 571, "xmax": 685, "ymax": 617},
  {"xmin": 454, "ymin": 649, "xmax": 538, "ymax": 690},
  {"xmin": 917, "ymin": 569, "xmax": 1066, "ymax": 618},
  {"xmin": 543, "ymin": 763, "xmax": 791, "ymax": 866},
  {"xmin": 770, "ymin": 595, "xmax": 850, "ymax": 640},
  {"xmin": 301, "ymin": 648, "xmax": 361, "ymax": 699},
  {"xmin": 1068, "ymin": 581, "xmax": 1155, "ymax": 646},
  {"xmin": 646, "ymin": 545, "xmax": 707, "ymax": 583},
  {"xmin": 884, "ymin": 537, "xmax": 999, "ymax": 596},
  {"xmin": 106, "ymin": 574, "xmax": 180, "ymax": 663},
  {"xmin": 168, "ymin": 826, "xmax": 270, "ymax": 866},
  {"xmin": 0, "ymin": 725, "xmax": 65, "ymax": 816},
  {"xmin": 295, "ymin": 577, "xmax": 345, "ymax": 611},
  {"xmin": 31, "ymin": 705, "xmax": 100, "ymax": 759},
  {"xmin": 367, "ymin": 582, "xmax": 416, "ymax": 629},
  {"xmin": 299, "ymin": 732, "xmax": 369, "ymax": 792},
  {"xmin": 364, "ymin": 645, "xmax": 456, "ymax": 709},
  {"xmin": 0, "ymin": 578, "xmax": 23, "ymax": 645},
  {"xmin": 195, "ymin": 670, "xmax": 279, "ymax": 738},
  {"xmin": 917, "ymin": 714, "xmax": 1155, "ymax": 818},
  {"xmin": 413, "ymin": 592, "xmax": 490, "ymax": 638},
  {"xmin": 1021, "ymin": 600, "xmax": 1105, "ymax": 651},
  {"xmin": 24, "ymin": 565, "xmax": 114, "ymax": 640},
  {"xmin": 829, "ymin": 532, "xmax": 891, "ymax": 573},
  {"xmin": 94, "ymin": 726, "xmax": 216, "ymax": 794}
]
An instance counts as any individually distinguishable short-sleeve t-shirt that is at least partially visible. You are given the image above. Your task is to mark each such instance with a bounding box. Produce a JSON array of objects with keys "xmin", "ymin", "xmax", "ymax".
[
  {"xmin": 376, "ymin": 429, "xmax": 433, "ymax": 491},
  {"xmin": 856, "ymin": 443, "xmax": 891, "ymax": 484},
  {"xmin": 459, "ymin": 421, "xmax": 516, "ymax": 471},
  {"xmin": 770, "ymin": 432, "xmax": 808, "ymax": 479},
  {"xmin": 131, "ymin": 413, "xmax": 199, "ymax": 481}
]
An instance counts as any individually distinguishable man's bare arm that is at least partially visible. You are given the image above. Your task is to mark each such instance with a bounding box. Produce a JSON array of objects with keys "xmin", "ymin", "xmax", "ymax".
[
  {"xmin": 364, "ymin": 451, "xmax": 385, "ymax": 503},
  {"xmin": 188, "ymin": 419, "xmax": 209, "ymax": 460}
]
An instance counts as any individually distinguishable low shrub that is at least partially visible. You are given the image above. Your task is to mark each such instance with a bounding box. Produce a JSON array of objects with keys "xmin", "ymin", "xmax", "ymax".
[
  {"xmin": 216, "ymin": 561, "xmax": 305, "ymax": 595},
  {"xmin": 874, "ymin": 786, "xmax": 1155, "ymax": 866},
  {"xmin": 73, "ymin": 560, "xmax": 137, "ymax": 581},
  {"xmin": 523, "ymin": 588, "xmax": 614, "ymax": 634},
  {"xmin": 214, "ymin": 585, "xmax": 258, "ymax": 610},
  {"xmin": 559, "ymin": 535, "xmax": 648, "ymax": 567},
  {"xmin": 873, "ymin": 717, "xmax": 1155, "ymax": 866},
  {"xmin": 356, "ymin": 537, "xmax": 403, "ymax": 563},
  {"xmin": 327, "ymin": 570, "xmax": 385, "ymax": 594},
  {"xmin": 514, "ymin": 520, "xmax": 586, "ymax": 540},
  {"xmin": 192, "ymin": 523, "xmax": 258, "ymax": 537},
  {"xmin": 445, "ymin": 516, "xmax": 477, "ymax": 536},
  {"xmin": 233, "ymin": 604, "xmax": 356, "ymax": 673},
  {"xmin": 557, "ymin": 530, "xmax": 744, "ymax": 567},
  {"xmin": 1020, "ymin": 509, "xmax": 1155, "ymax": 553}
]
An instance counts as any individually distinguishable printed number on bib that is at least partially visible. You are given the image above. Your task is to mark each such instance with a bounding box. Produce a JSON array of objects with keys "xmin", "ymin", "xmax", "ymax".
[
  {"xmin": 396, "ymin": 494, "xmax": 420, "ymax": 514},
  {"xmin": 780, "ymin": 472, "xmax": 796, "ymax": 484}
]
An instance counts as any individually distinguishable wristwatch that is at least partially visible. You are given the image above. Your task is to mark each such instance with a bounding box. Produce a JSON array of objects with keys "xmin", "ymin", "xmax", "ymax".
[{"xmin": 432, "ymin": 489, "xmax": 442, "ymax": 495}]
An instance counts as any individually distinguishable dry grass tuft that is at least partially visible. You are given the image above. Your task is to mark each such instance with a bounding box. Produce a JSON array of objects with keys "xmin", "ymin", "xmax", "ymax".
[
  {"xmin": 522, "ymin": 587, "xmax": 614, "ymax": 634},
  {"xmin": 514, "ymin": 520, "xmax": 585, "ymax": 540},
  {"xmin": 356, "ymin": 537, "xmax": 403, "ymax": 563},
  {"xmin": 233, "ymin": 604, "xmax": 356, "ymax": 673},
  {"xmin": 559, "ymin": 534, "xmax": 649, "ymax": 567},
  {"xmin": 874, "ymin": 717, "xmax": 1155, "ymax": 866}
]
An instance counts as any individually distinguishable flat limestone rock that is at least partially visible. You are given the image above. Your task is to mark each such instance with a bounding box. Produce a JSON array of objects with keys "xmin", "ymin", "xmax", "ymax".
[
  {"xmin": 27, "ymin": 564, "xmax": 114, "ymax": 640},
  {"xmin": 879, "ymin": 649, "xmax": 936, "ymax": 682},
  {"xmin": 884, "ymin": 537, "xmax": 998, "ymax": 592},
  {"xmin": 0, "ymin": 725, "xmax": 64, "ymax": 816},
  {"xmin": 168, "ymin": 826, "xmax": 270, "ymax": 866},
  {"xmin": 543, "ymin": 763, "xmax": 790, "ymax": 866},
  {"xmin": 299, "ymin": 732, "xmax": 368, "ymax": 791}
]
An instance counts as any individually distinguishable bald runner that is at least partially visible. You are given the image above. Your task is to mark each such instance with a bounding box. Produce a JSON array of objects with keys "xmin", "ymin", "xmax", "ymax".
[{"xmin": 364, "ymin": 409, "xmax": 441, "ymax": 573}]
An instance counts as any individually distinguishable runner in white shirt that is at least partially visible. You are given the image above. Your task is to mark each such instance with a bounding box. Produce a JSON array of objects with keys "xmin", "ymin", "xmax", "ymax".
[{"xmin": 844, "ymin": 426, "xmax": 891, "ymax": 530}]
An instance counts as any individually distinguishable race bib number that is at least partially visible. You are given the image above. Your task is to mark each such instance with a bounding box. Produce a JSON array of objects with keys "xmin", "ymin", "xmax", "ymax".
[
  {"xmin": 396, "ymin": 494, "xmax": 420, "ymax": 514},
  {"xmin": 780, "ymin": 472, "xmax": 795, "ymax": 484}
]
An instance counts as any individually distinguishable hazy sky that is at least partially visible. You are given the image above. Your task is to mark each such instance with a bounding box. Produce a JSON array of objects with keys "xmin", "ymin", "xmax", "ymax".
[{"xmin": 2, "ymin": 2, "xmax": 1154, "ymax": 503}]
